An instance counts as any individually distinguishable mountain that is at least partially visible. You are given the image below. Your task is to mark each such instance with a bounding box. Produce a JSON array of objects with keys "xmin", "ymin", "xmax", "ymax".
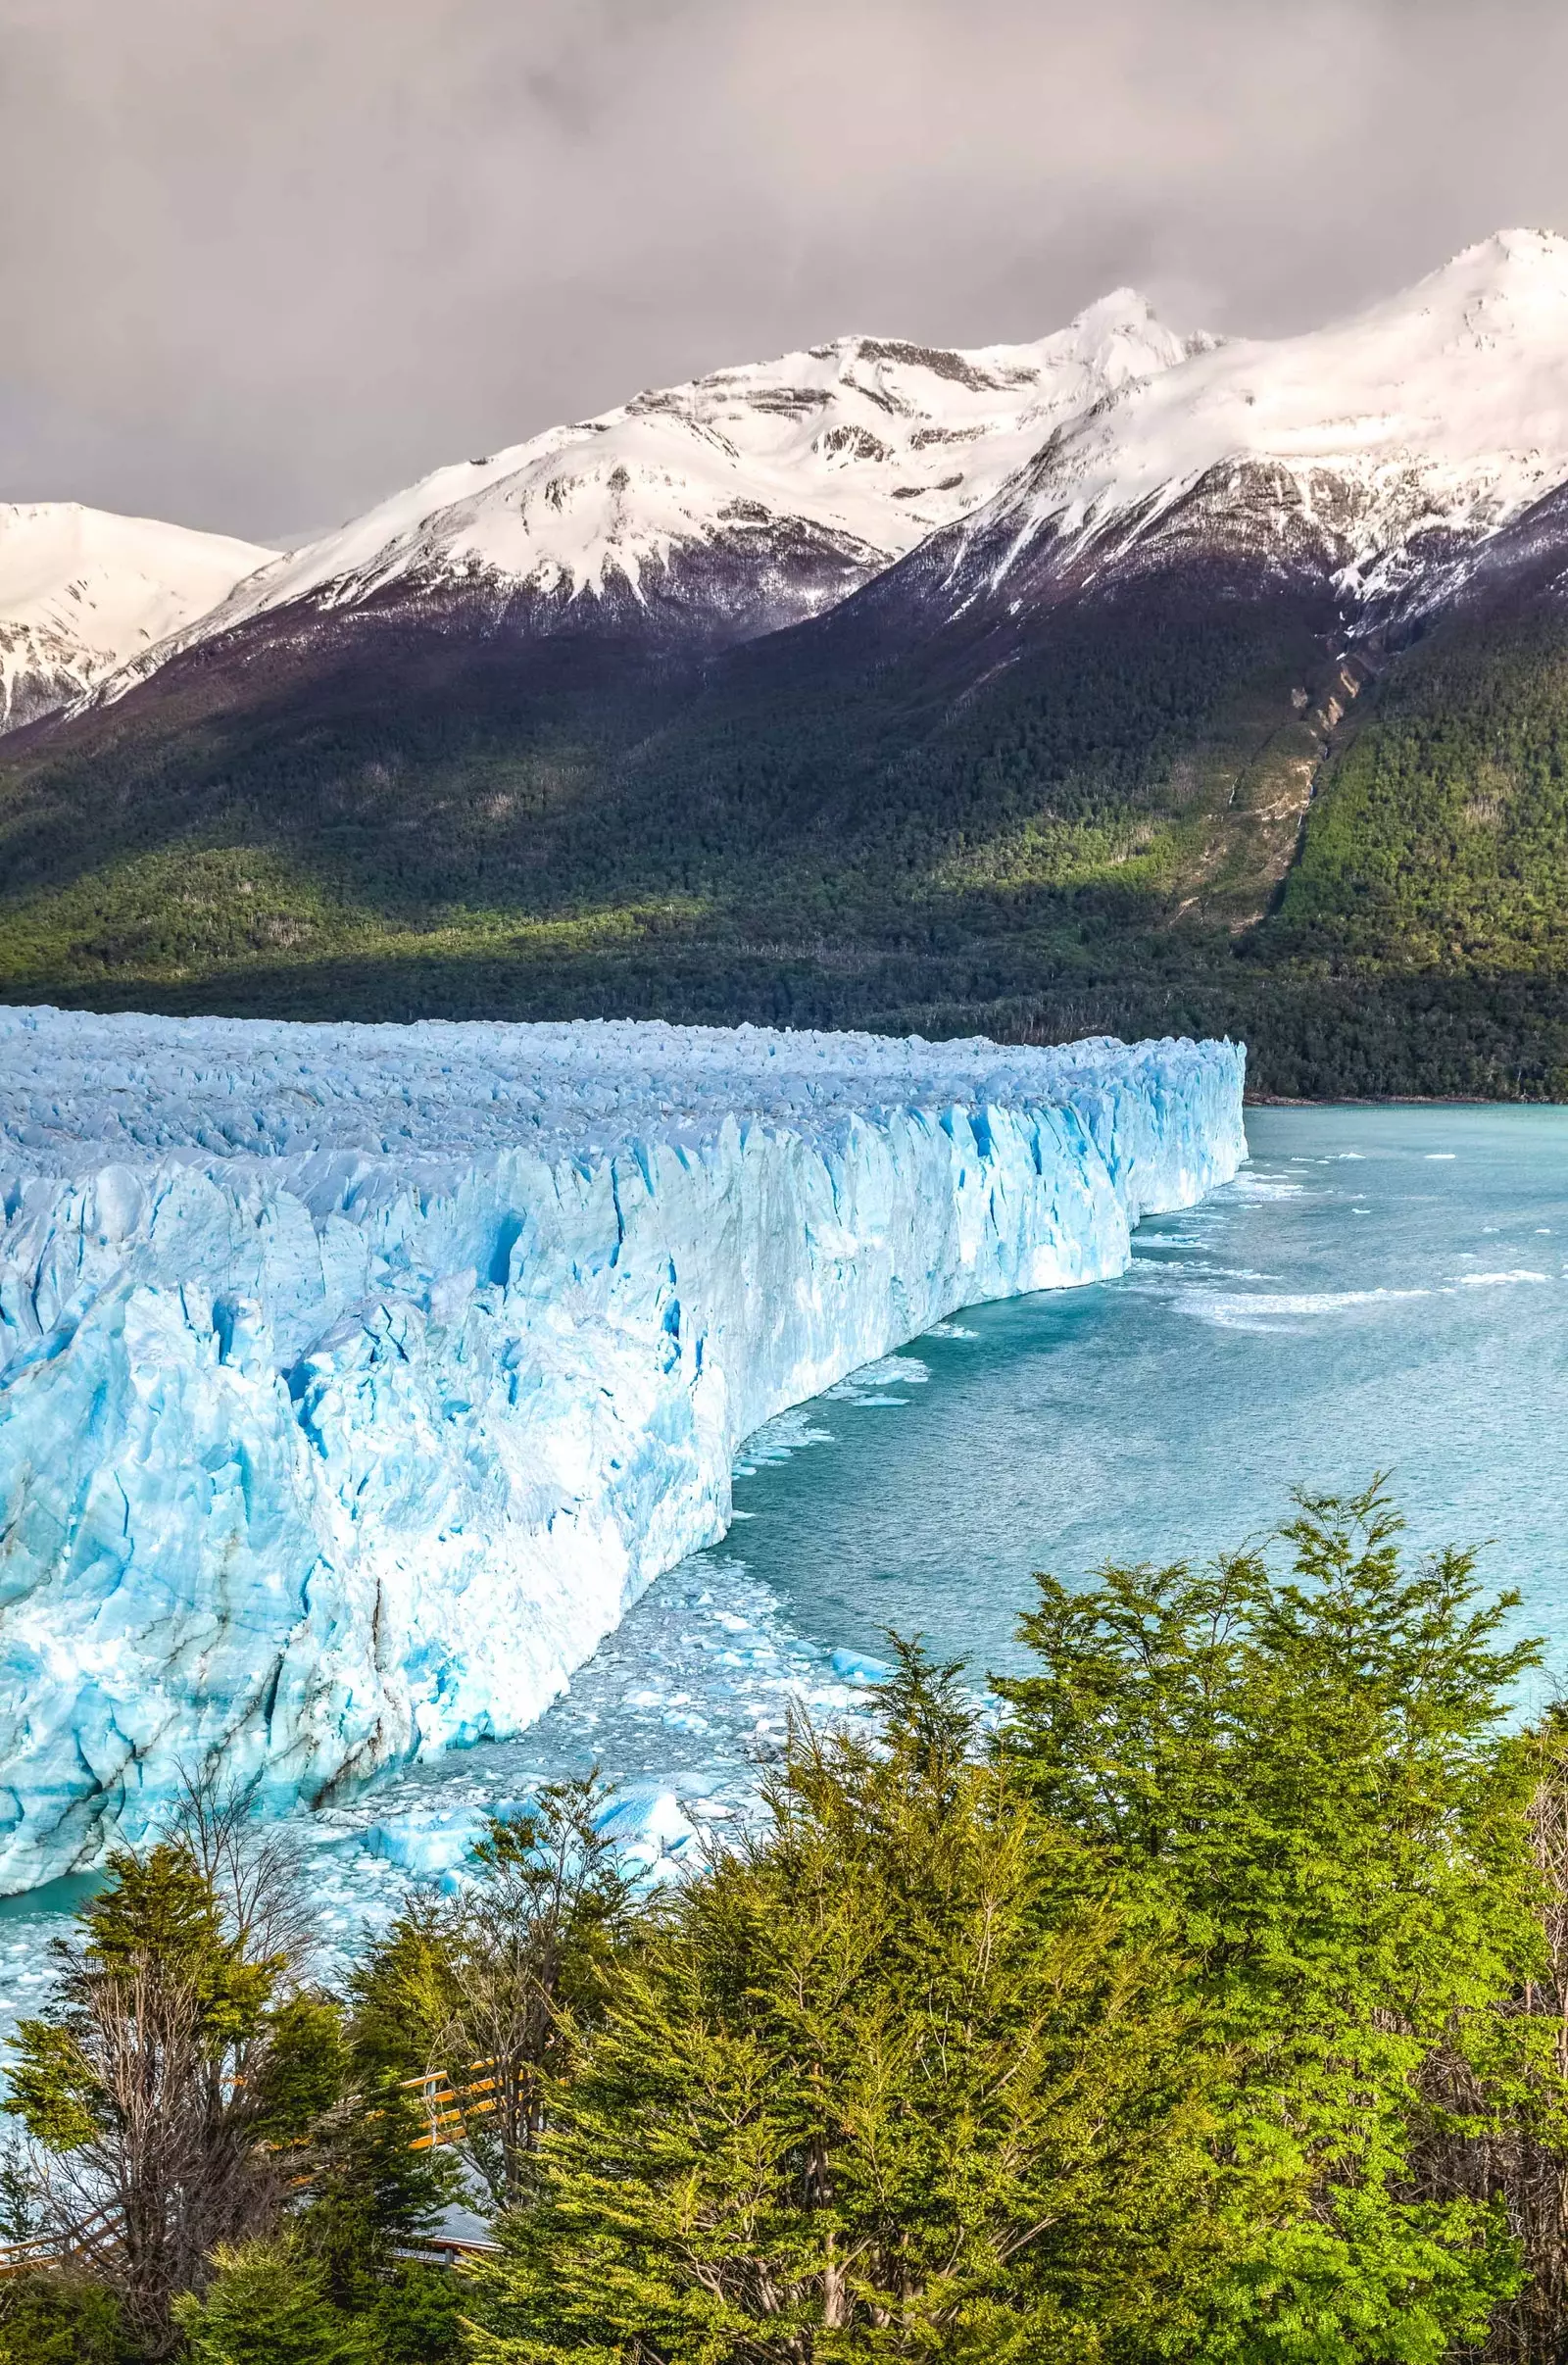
[
  {"xmin": 6, "ymin": 231, "xmax": 1568, "ymax": 1101},
  {"xmin": 0, "ymin": 503, "xmax": 276, "ymax": 734},
  {"xmin": 941, "ymin": 226, "xmax": 1568, "ymax": 614},
  {"xmin": 85, "ymin": 288, "xmax": 1195, "ymax": 698}
]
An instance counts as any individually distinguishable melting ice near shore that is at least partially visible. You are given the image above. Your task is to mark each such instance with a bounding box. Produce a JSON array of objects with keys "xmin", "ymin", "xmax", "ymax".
[{"xmin": 0, "ymin": 1009, "xmax": 1246, "ymax": 1892}]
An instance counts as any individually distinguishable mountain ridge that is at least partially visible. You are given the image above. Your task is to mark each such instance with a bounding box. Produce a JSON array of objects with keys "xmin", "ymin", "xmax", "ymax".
[
  {"xmin": 19, "ymin": 227, "xmax": 1568, "ymax": 729},
  {"xmin": 73, "ymin": 287, "xmax": 1198, "ymax": 712}
]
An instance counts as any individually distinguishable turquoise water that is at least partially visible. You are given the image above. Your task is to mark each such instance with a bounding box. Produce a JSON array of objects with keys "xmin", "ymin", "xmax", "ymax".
[
  {"xmin": 731, "ymin": 1101, "xmax": 1568, "ymax": 1695},
  {"xmin": 336, "ymin": 1099, "xmax": 1568, "ymax": 1841},
  {"xmin": 3, "ymin": 1103, "xmax": 1566, "ymax": 2006}
]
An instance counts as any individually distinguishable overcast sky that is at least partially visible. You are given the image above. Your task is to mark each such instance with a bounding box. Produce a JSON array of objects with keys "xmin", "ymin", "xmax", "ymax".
[{"xmin": 4, "ymin": 0, "xmax": 1568, "ymax": 547}]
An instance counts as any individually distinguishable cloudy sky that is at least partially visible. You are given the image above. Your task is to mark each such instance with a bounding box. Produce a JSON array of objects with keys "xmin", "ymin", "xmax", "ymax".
[{"xmin": 4, "ymin": 0, "xmax": 1567, "ymax": 546}]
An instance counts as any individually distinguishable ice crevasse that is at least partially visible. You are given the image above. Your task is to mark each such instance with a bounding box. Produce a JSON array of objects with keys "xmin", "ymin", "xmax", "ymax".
[{"xmin": 0, "ymin": 1008, "xmax": 1247, "ymax": 1892}]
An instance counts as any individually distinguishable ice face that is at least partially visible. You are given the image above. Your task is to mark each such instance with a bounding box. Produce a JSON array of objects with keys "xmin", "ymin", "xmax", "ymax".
[{"xmin": 0, "ymin": 1009, "xmax": 1246, "ymax": 1891}]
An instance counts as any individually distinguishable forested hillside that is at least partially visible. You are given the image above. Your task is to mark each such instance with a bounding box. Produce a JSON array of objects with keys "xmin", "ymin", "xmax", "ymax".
[{"xmin": 4, "ymin": 556, "xmax": 1568, "ymax": 1098}]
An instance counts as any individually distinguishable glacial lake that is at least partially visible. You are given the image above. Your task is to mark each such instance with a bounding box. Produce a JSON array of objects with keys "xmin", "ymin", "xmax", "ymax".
[{"xmin": 4, "ymin": 1101, "xmax": 1567, "ymax": 2001}]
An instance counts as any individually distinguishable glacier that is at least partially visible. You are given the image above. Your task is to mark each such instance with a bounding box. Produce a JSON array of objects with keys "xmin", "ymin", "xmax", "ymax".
[{"xmin": 0, "ymin": 1007, "xmax": 1245, "ymax": 1893}]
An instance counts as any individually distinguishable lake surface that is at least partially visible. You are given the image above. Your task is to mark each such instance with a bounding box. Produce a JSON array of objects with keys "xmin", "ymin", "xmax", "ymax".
[
  {"xmin": 312, "ymin": 1100, "xmax": 1568, "ymax": 1876},
  {"xmin": 4, "ymin": 1102, "xmax": 1567, "ymax": 1999},
  {"xmin": 741, "ymin": 1099, "xmax": 1568, "ymax": 1693}
]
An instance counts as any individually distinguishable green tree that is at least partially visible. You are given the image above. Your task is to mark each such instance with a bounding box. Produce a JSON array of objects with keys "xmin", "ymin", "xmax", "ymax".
[
  {"xmin": 295, "ymin": 1899, "xmax": 461, "ymax": 2318},
  {"xmin": 0, "ymin": 2136, "xmax": 41, "ymax": 2246},
  {"xmin": 360, "ymin": 2260, "xmax": 467, "ymax": 2363},
  {"xmin": 0, "ymin": 2271, "xmax": 134, "ymax": 2364},
  {"xmin": 341, "ymin": 1781, "xmax": 634, "ymax": 2221},
  {"xmin": 427, "ymin": 1781, "xmax": 636, "ymax": 2211},
  {"xmin": 467, "ymin": 1642, "xmax": 1219, "ymax": 2361},
  {"xmin": 4, "ymin": 1839, "xmax": 343, "ymax": 2356},
  {"xmin": 172, "ymin": 2236, "xmax": 369, "ymax": 2364},
  {"xmin": 994, "ymin": 1482, "xmax": 1546, "ymax": 2362}
]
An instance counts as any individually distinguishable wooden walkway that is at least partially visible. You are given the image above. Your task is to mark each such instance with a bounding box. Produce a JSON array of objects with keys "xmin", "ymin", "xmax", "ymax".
[
  {"xmin": 0, "ymin": 2061, "xmax": 504, "ymax": 2278},
  {"xmin": 402, "ymin": 2058, "xmax": 501, "ymax": 2153}
]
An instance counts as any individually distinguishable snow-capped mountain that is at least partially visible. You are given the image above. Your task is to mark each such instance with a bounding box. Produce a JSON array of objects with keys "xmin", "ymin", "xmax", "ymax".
[
  {"xmin": 72, "ymin": 229, "xmax": 1568, "ymax": 727},
  {"xmin": 928, "ymin": 229, "xmax": 1568, "ymax": 623},
  {"xmin": 0, "ymin": 504, "xmax": 276, "ymax": 734},
  {"xmin": 19, "ymin": 228, "xmax": 1568, "ymax": 741},
  {"xmin": 94, "ymin": 291, "xmax": 1198, "ymax": 693}
]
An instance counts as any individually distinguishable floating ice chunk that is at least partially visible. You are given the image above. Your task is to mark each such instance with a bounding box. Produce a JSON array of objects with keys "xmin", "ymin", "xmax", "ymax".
[
  {"xmin": 1177, "ymin": 1286, "xmax": 1426, "ymax": 1328},
  {"xmin": 593, "ymin": 1785, "xmax": 699, "ymax": 1858},
  {"xmin": 359, "ymin": 1807, "xmax": 490, "ymax": 1878},
  {"xmin": 830, "ymin": 1649, "xmax": 893, "ymax": 1685},
  {"xmin": 1227, "ymin": 1174, "xmax": 1304, "ymax": 1199},
  {"xmin": 732, "ymin": 1405, "xmax": 835, "ymax": 1473},
  {"xmin": 823, "ymin": 1354, "xmax": 932, "ymax": 1406}
]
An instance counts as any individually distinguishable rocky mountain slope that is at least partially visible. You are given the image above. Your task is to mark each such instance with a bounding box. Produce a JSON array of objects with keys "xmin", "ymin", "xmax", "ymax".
[{"xmin": 7, "ymin": 231, "xmax": 1568, "ymax": 1098}]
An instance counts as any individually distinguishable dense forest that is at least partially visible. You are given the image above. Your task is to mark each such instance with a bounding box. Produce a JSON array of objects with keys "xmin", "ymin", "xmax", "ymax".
[
  {"xmin": 5, "ymin": 555, "xmax": 1568, "ymax": 1097},
  {"xmin": 5, "ymin": 1488, "xmax": 1568, "ymax": 2362}
]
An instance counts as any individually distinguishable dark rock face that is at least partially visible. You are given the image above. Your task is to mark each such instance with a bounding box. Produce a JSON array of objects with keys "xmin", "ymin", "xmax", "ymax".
[{"xmin": 0, "ymin": 638, "xmax": 90, "ymax": 737}]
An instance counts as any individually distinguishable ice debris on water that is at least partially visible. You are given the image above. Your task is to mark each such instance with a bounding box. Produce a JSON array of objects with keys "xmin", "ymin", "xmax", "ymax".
[
  {"xmin": 830, "ymin": 1649, "xmax": 892, "ymax": 1686},
  {"xmin": 0, "ymin": 1006, "xmax": 1245, "ymax": 1891}
]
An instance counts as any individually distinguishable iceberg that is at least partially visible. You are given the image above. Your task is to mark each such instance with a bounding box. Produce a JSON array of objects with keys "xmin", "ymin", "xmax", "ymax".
[{"xmin": 0, "ymin": 1008, "xmax": 1245, "ymax": 1892}]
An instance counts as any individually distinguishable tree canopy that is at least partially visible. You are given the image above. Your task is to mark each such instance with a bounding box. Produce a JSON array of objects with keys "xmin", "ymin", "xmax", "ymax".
[{"xmin": 5, "ymin": 1489, "xmax": 1568, "ymax": 2361}]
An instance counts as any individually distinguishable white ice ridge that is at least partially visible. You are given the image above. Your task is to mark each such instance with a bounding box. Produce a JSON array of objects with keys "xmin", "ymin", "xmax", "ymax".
[{"xmin": 0, "ymin": 1008, "xmax": 1246, "ymax": 1892}]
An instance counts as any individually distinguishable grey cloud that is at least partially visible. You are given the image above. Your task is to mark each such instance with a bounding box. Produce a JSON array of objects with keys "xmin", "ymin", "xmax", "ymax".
[{"xmin": 2, "ymin": 0, "xmax": 1566, "ymax": 542}]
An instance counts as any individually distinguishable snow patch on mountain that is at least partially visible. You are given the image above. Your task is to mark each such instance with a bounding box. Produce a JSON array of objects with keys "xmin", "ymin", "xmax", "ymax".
[
  {"xmin": 0, "ymin": 504, "xmax": 276, "ymax": 734},
  {"xmin": 0, "ymin": 1008, "xmax": 1244, "ymax": 1891}
]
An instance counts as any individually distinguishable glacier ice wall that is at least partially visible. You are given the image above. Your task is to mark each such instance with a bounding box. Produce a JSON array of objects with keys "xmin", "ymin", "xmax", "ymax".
[{"xmin": 0, "ymin": 1009, "xmax": 1246, "ymax": 1891}]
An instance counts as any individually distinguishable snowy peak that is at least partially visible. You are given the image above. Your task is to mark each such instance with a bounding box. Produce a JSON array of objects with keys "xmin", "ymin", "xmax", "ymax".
[
  {"xmin": 0, "ymin": 503, "xmax": 276, "ymax": 734},
  {"xmin": 1023, "ymin": 285, "xmax": 1210, "ymax": 390},
  {"xmin": 954, "ymin": 226, "xmax": 1568, "ymax": 606},
  {"xmin": 184, "ymin": 293, "xmax": 1199, "ymax": 643},
  {"xmin": 1396, "ymin": 225, "xmax": 1568, "ymax": 344}
]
